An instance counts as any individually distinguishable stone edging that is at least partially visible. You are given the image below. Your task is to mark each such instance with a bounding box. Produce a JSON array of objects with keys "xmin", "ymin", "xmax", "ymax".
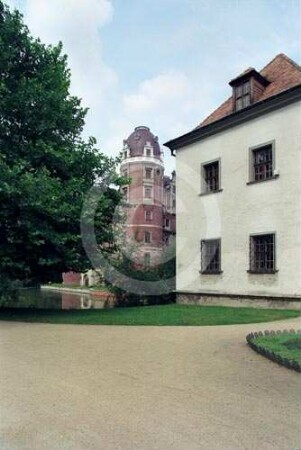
[
  {"xmin": 246, "ymin": 329, "xmax": 301, "ymax": 372},
  {"xmin": 41, "ymin": 286, "xmax": 91, "ymax": 294}
]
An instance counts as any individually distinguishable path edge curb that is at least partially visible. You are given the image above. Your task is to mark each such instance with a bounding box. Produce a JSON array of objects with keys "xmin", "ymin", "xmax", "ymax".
[{"xmin": 246, "ymin": 329, "xmax": 301, "ymax": 372}]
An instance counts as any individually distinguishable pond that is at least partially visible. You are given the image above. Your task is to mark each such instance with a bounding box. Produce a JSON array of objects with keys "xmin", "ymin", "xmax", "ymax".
[{"xmin": 0, "ymin": 288, "xmax": 108, "ymax": 310}]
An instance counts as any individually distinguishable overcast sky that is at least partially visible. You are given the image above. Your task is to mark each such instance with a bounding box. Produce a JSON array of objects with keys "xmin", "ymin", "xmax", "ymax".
[{"xmin": 6, "ymin": 0, "xmax": 301, "ymax": 174}]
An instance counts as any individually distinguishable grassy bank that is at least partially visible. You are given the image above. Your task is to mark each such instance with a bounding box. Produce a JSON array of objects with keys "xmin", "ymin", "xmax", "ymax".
[{"xmin": 0, "ymin": 304, "xmax": 299, "ymax": 326}]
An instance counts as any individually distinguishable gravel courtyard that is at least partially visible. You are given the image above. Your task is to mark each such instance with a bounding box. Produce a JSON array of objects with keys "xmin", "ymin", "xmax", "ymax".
[{"xmin": 0, "ymin": 317, "xmax": 300, "ymax": 450}]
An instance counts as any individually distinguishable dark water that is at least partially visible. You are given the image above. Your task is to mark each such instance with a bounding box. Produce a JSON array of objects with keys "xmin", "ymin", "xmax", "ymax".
[{"xmin": 0, "ymin": 288, "xmax": 107, "ymax": 310}]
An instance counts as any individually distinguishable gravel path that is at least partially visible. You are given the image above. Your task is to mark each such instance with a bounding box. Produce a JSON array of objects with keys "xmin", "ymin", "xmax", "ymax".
[{"xmin": 0, "ymin": 317, "xmax": 300, "ymax": 450}]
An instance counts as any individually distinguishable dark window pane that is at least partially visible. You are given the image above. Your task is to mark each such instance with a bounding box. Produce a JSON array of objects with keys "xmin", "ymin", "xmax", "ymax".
[
  {"xmin": 243, "ymin": 81, "xmax": 250, "ymax": 94},
  {"xmin": 253, "ymin": 145, "xmax": 273, "ymax": 181},
  {"xmin": 236, "ymin": 98, "xmax": 243, "ymax": 110},
  {"xmin": 236, "ymin": 85, "xmax": 243, "ymax": 97},
  {"xmin": 250, "ymin": 234, "xmax": 275, "ymax": 273},
  {"xmin": 204, "ymin": 161, "xmax": 219, "ymax": 192},
  {"xmin": 201, "ymin": 239, "xmax": 221, "ymax": 273}
]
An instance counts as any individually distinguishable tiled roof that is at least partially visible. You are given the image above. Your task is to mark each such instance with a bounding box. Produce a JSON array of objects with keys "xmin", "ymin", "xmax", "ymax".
[{"xmin": 198, "ymin": 54, "xmax": 301, "ymax": 128}]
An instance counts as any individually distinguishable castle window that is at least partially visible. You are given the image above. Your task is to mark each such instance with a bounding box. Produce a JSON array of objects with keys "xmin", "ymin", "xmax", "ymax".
[
  {"xmin": 144, "ymin": 186, "xmax": 152, "ymax": 198},
  {"xmin": 124, "ymin": 151, "xmax": 127, "ymax": 159},
  {"xmin": 251, "ymin": 144, "xmax": 274, "ymax": 182},
  {"xmin": 165, "ymin": 218, "xmax": 170, "ymax": 227},
  {"xmin": 201, "ymin": 239, "xmax": 221, "ymax": 274},
  {"xmin": 145, "ymin": 210, "xmax": 153, "ymax": 221},
  {"xmin": 202, "ymin": 160, "xmax": 220, "ymax": 193},
  {"xmin": 145, "ymin": 168, "xmax": 152, "ymax": 179},
  {"xmin": 146, "ymin": 148, "xmax": 152, "ymax": 157},
  {"xmin": 235, "ymin": 81, "xmax": 251, "ymax": 111},
  {"xmin": 145, "ymin": 231, "xmax": 151, "ymax": 243},
  {"xmin": 249, "ymin": 234, "xmax": 276, "ymax": 273}
]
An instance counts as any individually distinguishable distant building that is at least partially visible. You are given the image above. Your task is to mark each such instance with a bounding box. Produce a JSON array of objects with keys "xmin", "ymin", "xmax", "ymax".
[
  {"xmin": 165, "ymin": 53, "xmax": 301, "ymax": 308},
  {"xmin": 63, "ymin": 126, "xmax": 176, "ymax": 285},
  {"xmin": 120, "ymin": 126, "xmax": 176, "ymax": 268}
]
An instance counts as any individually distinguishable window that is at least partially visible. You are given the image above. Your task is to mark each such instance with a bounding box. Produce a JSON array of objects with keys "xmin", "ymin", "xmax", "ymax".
[
  {"xmin": 203, "ymin": 160, "xmax": 220, "ymax": 193},
  {"xmin": 124, "ymin": 151, "xmax": 127, "ymax": 159},
  {"xmin": 144, "ymin": 253, "xmax": 151, "ymax": 269},
  {"xmin": 201, "ymin": 239, "xmax": 221, "ymax": 274},
  {"xmin": 145, "ymin": 168, "xmax": 152, "ymax": 179},
  {"xmin": 165, "ymin": 218, "xmax": 170, "ymax": 227},
  {"xmin": 146, "ymin": 148, "xmax": 152, "ymax": 157},
  {"xmin": 144, "ymin": 186, "xmax": 152, "ymax": 198},
  {"xmin": 123, "ymin": 169, "xmax": 128, "ymax": 177},
  {"xmin": 235, "ymin": 81, "xmax": 250, "ymax": 111},
  {"xmin": 145, "ymin": 210, "xmax": 152, "ymax": 221},
  {"xmin": 249, "ymin": 234, "xmax": 276, "ymax": 273},
  {"xmin": 251, "ymin": 144, "xmax": 273, "ymax": 182},
  {"xmin": 145, "ymin": 231, "xmax": 151, "ymax": 243},
  {"xmin": 172, "ymin": 199, "xmax": 176, "ymax": 208}
]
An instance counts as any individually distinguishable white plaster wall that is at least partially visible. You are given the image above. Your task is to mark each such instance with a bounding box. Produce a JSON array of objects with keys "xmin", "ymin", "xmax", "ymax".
[{"xmin": 176, "ymin": 102, "xmax": 301, "ymax": 297}]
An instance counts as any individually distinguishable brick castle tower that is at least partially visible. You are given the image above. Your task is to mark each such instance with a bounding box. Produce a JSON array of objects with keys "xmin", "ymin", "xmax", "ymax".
[{"xmin": 120, "ymin": 126, "xmax": 176, "ymax": 268}]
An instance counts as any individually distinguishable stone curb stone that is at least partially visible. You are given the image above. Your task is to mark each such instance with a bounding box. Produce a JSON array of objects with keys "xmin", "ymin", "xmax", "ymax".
[{"xmin": 246, "ymin": 329, "xmax": 301, "ymax": 373}]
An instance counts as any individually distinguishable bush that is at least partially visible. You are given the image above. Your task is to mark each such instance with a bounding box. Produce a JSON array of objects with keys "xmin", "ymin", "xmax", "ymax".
[
  {"xmin": 0, "ymin": 275, "xmax": 22, "ymax": 306},
  {"xmin": 103, "ymin": 253, "xmax": 176, "ymax": 307}
]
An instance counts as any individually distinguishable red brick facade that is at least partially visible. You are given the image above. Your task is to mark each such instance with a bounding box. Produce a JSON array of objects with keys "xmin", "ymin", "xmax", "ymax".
[{"xmin": 120, "ymin": 126, "xmax": 176, "ymax": 268}]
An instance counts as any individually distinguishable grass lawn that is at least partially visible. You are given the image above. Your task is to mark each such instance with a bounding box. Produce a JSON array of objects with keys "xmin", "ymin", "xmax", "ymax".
[
  {"xmin": 0, "ymin": 304, "xmax": 299, "ymax": 326},
  {"xmin": 254, "ymin": 334, "xmax": 301, "ymax": 365}
]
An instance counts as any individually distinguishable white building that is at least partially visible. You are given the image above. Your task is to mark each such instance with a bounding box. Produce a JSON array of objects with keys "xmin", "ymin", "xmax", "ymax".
[{"xmin": 165, "ymin": 54, "xmax": 301, "ymax": 309}]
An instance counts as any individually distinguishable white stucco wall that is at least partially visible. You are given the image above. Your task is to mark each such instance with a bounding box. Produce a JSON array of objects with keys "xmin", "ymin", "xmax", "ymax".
[{"xmin": 176, "ymin": 101, "xmax": 301, "ymax": 297}]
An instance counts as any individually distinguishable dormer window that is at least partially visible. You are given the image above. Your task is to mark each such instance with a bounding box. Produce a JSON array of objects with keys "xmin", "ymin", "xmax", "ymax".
[
  {"xmin": 229, "ymin": 68, "xmax": 269, "ymax": 113},
  {"xmin": 234, "ymin": 81, "xmax": 250, "ymax": 111}
]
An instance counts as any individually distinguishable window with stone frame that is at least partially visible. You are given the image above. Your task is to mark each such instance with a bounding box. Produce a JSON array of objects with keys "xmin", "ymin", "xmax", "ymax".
[
  {"xmin": 144, "ymin": 186, "xmax": 152, "ymax": 198},
  {"xmin": 235, "ymin": 81, "xmax": 251, "ymax": 111},
  {"xmin": 202, "ymin": 160, "xmax": 220, "ymax": 193},
  {"xmin": 201, "ymin": 239, "xmax": 221, "ymax": 274},
  {"xmin": 144, "ymin": 231, "xmax": 151, "ymax": 243},
  {"xmin": 145, "ymin": 168, "xmax": 152, "ymax": 179},
  {"xmin": 146, "ymin": 148, "xmax": 152, "ymax": 157},
  {"xmin": 249, "ymin": 233, "xmax": 276, "ymax": 273},
  {"xmin": 145, "ymin": 210, "xmax": 153, "ymax": 221},
  {"xmin": 251, "ymin": 144, "xmax": 274, "ymax": 182}
]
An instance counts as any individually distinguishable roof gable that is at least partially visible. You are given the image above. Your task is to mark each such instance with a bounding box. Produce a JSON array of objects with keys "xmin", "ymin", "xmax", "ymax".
[{"xmin": 198, "ymin": 54, "xmax": 301, "ymax": 128}]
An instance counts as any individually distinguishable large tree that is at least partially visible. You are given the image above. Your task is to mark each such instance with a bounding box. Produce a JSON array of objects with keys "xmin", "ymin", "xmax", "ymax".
[{"xmin": 0, "ymin": 1, "xmax": 123, "ymax": 290}]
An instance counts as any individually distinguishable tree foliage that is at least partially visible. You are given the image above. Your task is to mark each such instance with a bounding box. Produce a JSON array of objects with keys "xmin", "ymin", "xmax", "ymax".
[{"xmin": 0, "ymin": 1, "xmax": 123, "ymax": 288}]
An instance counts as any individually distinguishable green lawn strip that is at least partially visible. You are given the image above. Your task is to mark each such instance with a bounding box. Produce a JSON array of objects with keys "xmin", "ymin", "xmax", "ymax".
[
  {"xmin": 0, "ymin": 304, "xmax": 299, "ymax": 326},
  {"xmin": 253, "ymin": 334, "xmax": 301, "ymax": 365}
]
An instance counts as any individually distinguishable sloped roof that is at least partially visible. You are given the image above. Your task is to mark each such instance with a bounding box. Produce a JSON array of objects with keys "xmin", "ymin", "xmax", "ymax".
[
  {"xmin": 125, "ymin": 126, "xmax": 161, "ymax": 158},
  {"xmin": 198, "ymin": 54, "xmax": 301, "ymax": 128}
]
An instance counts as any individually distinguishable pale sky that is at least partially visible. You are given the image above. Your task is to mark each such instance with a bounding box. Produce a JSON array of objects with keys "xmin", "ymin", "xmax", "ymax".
[{"xmin": 6, "ymin": 0, "xmax": 301, "ymax": 174}]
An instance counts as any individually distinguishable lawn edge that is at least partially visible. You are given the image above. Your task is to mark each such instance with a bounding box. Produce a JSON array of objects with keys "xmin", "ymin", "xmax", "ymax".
[{"xmin": 246, "ymin": 329, "xmax": 301, "ymax": 372}]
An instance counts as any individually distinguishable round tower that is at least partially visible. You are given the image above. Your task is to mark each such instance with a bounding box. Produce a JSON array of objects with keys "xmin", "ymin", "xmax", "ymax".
[{"xmin": 120, "ymin": 126, "xmax": 165, "ymax": 268}]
